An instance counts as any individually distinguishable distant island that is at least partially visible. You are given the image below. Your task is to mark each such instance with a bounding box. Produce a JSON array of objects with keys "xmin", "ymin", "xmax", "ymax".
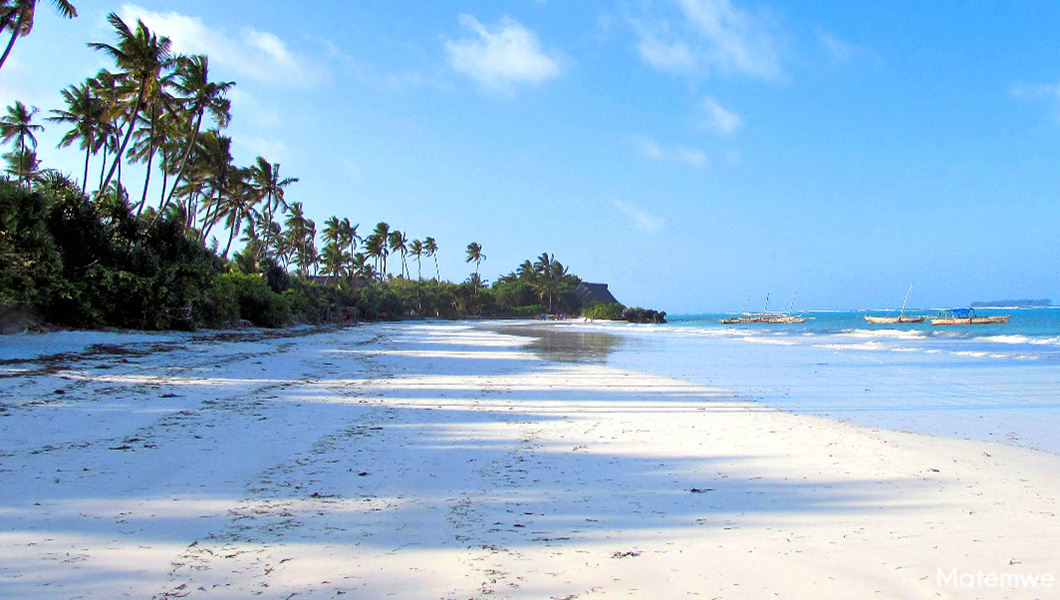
[{"xmin": 970, "ymin": 299, "xmax": 1053, "ymax": 308}]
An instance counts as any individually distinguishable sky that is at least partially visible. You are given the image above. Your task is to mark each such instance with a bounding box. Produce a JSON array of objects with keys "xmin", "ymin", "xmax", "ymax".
[{"xmin": 2, "ymin": 0, "xmax": 1059, "ymax": 313}]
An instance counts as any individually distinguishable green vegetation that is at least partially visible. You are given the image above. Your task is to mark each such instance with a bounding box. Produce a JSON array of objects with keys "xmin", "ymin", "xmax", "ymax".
[{"xmin": 0, "ymin": 7, "xmax": 664, "ymax": 331}]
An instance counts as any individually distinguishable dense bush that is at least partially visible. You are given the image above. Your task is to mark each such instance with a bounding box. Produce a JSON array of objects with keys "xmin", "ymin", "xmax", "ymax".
[{"xmin": 582, "ymin": 302, "xmax": 625, "ymax": 321}]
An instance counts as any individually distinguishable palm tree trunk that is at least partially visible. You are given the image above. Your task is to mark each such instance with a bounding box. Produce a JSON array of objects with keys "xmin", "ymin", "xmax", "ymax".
[
  {"xmin": 81, "ymin": 147, "xmax": 91, "ymax": 195},
  {"xmin": 0, "ymin": 11, "xmax": 27, "ymax": 73},
  {"xmin": 100, "ymin": 81, "xmax": 146, "ymax": 193},
  {"xmin": 163, "ymin": 110, "xmax": 203, "ymax": 208},
  {"xmin": 138, "ymin": 146, "xmax": 156, "ymax": 216},
  {"xmin": 223, "ymin": 220, "xmax": 238, "ymax": 258}
]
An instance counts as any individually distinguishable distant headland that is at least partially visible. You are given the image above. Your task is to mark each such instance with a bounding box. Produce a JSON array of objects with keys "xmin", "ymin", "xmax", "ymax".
[{"xmin": 970, "ymin": 299, "xmax": 1053, "ymax": 308}]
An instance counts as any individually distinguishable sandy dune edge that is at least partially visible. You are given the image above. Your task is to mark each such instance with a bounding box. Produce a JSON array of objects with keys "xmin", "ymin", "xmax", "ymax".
[{"xmin": 1, "ymin": 322, "xmax": 1058, "ymax": 599}]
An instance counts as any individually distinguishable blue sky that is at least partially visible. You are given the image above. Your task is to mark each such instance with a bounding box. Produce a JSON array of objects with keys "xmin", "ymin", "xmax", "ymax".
[{"xmin": 3, "ymin": 1, "xmax": 1059, "ymax": 312}]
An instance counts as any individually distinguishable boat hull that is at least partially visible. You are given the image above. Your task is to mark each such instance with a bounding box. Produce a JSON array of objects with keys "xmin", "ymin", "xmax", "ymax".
[
  {"xmin": 930, "ymin": 315, "xmax": 1010, "ymax": 326},
  {"xmin": 865, "ymin": 315, "xmax": 926, "ymax": 324}
]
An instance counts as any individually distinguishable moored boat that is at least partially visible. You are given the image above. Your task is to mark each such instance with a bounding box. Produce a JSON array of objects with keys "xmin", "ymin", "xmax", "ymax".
[
  {"xmin": 721, "ymin": 293, "xmax": 806, "ymax": 324},
  {"xmin": 930, "ymin": 308, "xmax": 1010, "ymax": 326},
  {"xmin": 865, "ymin": 284, "xmax": 926, "ymax": 324}
]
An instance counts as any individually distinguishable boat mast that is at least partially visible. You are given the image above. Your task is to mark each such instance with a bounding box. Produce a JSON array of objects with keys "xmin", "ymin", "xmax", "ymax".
[
  {"xmin": 788, "ymin": 291, "xmax": 797, "ymax": 316},
  {"xmin": 900, "ymin": 284, "xmax": 913, "ymax": 318}
]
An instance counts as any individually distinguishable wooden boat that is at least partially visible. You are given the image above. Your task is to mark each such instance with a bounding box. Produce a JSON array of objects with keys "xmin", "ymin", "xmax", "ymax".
[
  {"xmin": 864, "ymin": 284, "xmax": 926, "ymax": 324},
  {"xmin": 721, "ymin": 293, "xmax": 806, "ymax": 324},
  {"xmin": 930, "ymin": 308, "xmax": 1010, "ymax": 326}
]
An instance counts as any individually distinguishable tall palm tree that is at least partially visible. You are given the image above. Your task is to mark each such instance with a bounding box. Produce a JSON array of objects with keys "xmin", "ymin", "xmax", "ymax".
[
  {"xmin": 465, "ymin": 241, "xmax": 485, "ymax": 277},
  {"xmin": 409, "ymin": 239, "xmax": 424, "ymax": 280},
  {"xmin": 47, "ymin": 82, "xmax": 107, "ymax": 193},
  {"xmin": 0, "ymin": 100, "xmax": 41, "ymax": 184},
  {"xmin": 0, "ymin": 0, "xmax": 77, "ymax": 73},
  {"xmin": 89, "ymin": 12, "xmax": 174, "ymax": 194},
  {"xmin": 423, "ymin": 236, "xmax": 439, "ymax": 281},
  {"xmin": 162, "ymin": 54, "xmax": 233, "ymax": 213},
  {"xmin": 388, "ymin": 229, "xmax": 408, "ymax": 279}
]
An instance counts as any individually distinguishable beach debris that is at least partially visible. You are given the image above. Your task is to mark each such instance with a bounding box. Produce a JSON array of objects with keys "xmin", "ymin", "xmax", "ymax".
[
  {"xmin": 690, "ymin": 487, "xmax": 714, "ymax": 493},
  {"xmin": 611, "ymin": 551, "xmax": 640, "ymax": 558}
]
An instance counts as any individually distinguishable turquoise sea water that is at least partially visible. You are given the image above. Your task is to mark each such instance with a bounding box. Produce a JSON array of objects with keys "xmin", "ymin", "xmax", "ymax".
[{"xmin": 579, "ymin": 308, "xmax": 1060, "ymax": 455}]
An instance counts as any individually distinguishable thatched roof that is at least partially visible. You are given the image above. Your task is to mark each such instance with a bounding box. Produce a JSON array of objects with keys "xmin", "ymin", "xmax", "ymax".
[{"xmin": 576, "ymin": 282, "xmax": 619, "ymax": 306}]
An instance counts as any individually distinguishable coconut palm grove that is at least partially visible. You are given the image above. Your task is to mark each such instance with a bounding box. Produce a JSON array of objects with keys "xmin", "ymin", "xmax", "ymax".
[{"xmin": 0, "ymin": 5, "xmax": 663, "ymax": 330}]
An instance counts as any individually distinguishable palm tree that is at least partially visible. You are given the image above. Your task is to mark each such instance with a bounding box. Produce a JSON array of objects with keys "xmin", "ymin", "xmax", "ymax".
[
  {"xmin": 2, "ymin": 146, "xmax": 38, "ymax": 183},
  {"xmin": 363, "ymin": 231, "xmax": 385, "ymax": 280},
  {"xmin": 370, "ymin": 222, "xmax": 391, "ymax": 277},
  {"xmin": 388, "ymin": 229, "xmax": 408, "ymax": 279},
  {"xmin": 47, "ymin": 82, "xmax": 107, "ymax": 193},
  {"xmin": 162, "ymin": 54, "xmax": 233, "ymax": 214},
  {"xmin": 283, "ymin": 201, "xmax": 316, "ymax": 277},
  {"xmin": 0, "ymin": 0, "xmax": 77, "ymax": 73},
  {"xmin": 409, "ymin": 239, "xmax": 424, "ymax": 280},
  {"xmin": 128, "ymin": 66, "xmax": 178, "ymax": 213},
  {"xmin": 89, "ymin": 12, "xmax": 174, "ymax": 194},
  {"xmin": 193, "ymin": 130, "xmax": 233, "ymax": 233},
  {"xmin": 423, "ymin": 236, "xmax": 439, "ymax": 281},
  {"xmin": 247, "ymin": 157, "xmax": 297, "ymax": 258},
  {"xmin": 465, "ymin": 241, "xmax": 485, "ymax": 277},
  {"xmin": 85, "ymin": 69, "xmax": 122, "ymax": 190},
  {"xmin": 0, "ymin": 100, "xmax": 41, "ymax": 184}
]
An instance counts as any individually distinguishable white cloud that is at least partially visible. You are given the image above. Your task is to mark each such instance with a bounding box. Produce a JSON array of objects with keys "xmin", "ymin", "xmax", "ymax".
[
  {"xmin": 633, "ymin": 135, "xmax": 707, "ymax": 168},
  {"xmin": 630, "ymin": 0, "xmax": 780, "ymax": 80},
  {"xmin": 117, "ymin": 4, "xmax": 326, "ymax": 86},
  {"xmin": 444, "ymin": 14, "xmax": 562, "ymax": 94},
  {"xmin": 698, "ymin": 96, "xmax": 741, "ymax": 135},
  {"xmin": 615, "ymin": 200, "xmax": 666, "ymax": 233},
  {"xmin": 816, "ymin": 27, "xmax": 881, "ymax": 64}
]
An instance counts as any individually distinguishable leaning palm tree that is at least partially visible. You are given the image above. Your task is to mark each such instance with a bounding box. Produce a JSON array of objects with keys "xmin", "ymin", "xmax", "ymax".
[
  {"xmin": 0, "ymin": 100, "xmax": 42, "ymax": 184},
  {"xmin": 162, "ymin": 54, "xmax": 233, "ymax": 214},
  {"xmin": 423, "ymin": 236, "xmax": 439, "ymax": 281},
  {"xmin": 89, "ymin": 12, "xmax": 174, "ymax": 194},
  {"xmin": 465, "ymin": 241, "xmax": 485, "ymax": 277},
  {"xmin": 0, "ymin": 0, "xmax": 77, "ymax": 73},
  {"xmin": 47, "ymin": 82, "xmax": 107, "ymax": 193}
]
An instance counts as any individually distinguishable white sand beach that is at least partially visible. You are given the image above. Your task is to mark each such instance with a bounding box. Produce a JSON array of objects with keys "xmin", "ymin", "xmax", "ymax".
[{"xmin": 1, "ymin": 322, "xmax": 1058, "ymax": 599}]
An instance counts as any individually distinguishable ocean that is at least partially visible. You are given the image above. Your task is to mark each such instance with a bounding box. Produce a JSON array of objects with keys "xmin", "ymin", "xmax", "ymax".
[{"xmin": 558, "ymin": 308, "xmax": 1060, "ymax": 455}]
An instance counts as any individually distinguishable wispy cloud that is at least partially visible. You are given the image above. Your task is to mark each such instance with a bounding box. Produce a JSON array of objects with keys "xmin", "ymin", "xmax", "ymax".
[
  {"xmin": 118, "ymin": 4, "xmax": 327, "ymax": 86},
  {"xmin": 633, "ymin": 135, "xmax": 707, "ymax": 168},
  {"xmin": 444, "ymin": 14, "xmax": 562, "ymax": 95},
  {"xmin": 237, "ymin": 136, "xmax": 288, "ymax": 162},
  {"xmin": 1011, "ymin": 82, "xmax": 1060, "ymax": 122},
  {"xmin": 816, "ymin": 27, "xmax": 881, "ymax": 64},
  {"xmin": 698, "ymin": 96, "xmax": 741, "ymax": 135},
  {"xmin": 630, "ymin": 0, "xmax": 780, "ymax": 80},
  {"xmin": 615, "ymin": 200, "xmax": 666, "ymax": 233}
]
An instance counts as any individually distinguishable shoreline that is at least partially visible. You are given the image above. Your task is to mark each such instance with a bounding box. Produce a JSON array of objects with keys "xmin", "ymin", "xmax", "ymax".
[{"xmin": 1, "ymin": 321, "xmax": 1058, "ymax": 598}]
